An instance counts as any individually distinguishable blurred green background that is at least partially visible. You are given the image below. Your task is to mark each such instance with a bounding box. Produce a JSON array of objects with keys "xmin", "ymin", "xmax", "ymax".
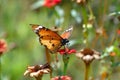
[{"xmin": 0, "ymin": 0, "xmax": 120, "ymax": 80}]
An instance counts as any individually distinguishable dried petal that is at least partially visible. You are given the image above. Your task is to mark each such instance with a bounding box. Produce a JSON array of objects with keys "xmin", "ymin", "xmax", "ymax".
[
  {"xmin": 24, "ymin": 70, "xmax": 31, "ymax": 76},
  {"xmin": 76, "ymin": 48, "xmax": 101, "ymax": 63},
  {"xmin": 51, "ymin": 75, "xmax": 72, "ymax": 80},
  {"xmin": 76, "ymin": 53, "xmax": 84, "ymax": 58},
  {"xmin": 83, "ymin": 55, "xmax": 94, "ymax": 62},
  {"xmin": 24, "ymin": 63, "xmax": 51, "ymax": 78},
  {"xmin": 93, "ymin": 54, "xmax": 100, "ymax": 59}
]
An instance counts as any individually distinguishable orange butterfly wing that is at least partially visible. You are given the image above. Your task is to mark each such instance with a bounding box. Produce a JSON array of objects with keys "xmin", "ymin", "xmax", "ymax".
[
  {"xmin": 31, "ymin": 24, "xmax": 64, "ymax": 52},
  {"xmin": 39, "ymin": 27, "xmax": 63, "ymax": 52},
  {"xmin": 61, "ymin": 26, "xmax": 73, "ymax": 39}
]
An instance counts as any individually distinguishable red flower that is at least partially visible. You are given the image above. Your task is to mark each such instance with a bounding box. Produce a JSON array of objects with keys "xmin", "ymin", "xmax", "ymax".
[
  {"xmin": 58, "ymin": 48, "xmax": 76, "ymax": 55},
  {"xmin": 0, "ymin": 39, "xmax": 7, "ymax": 56},
  {"xmin": 51, "ymin": 75, "xmax": 72, "ymax": 80},
  {"xmin": 117, "ymin": 29, "xmax": 120, "ymax": 35},
  {"xmin": 44, "ymin": 0, "xmax": 61, "ymax": 8}
]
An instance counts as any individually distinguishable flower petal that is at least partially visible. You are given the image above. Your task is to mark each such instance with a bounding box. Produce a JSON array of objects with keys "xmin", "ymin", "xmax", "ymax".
[
  {"xmin": 83, "ymin": 55, "xmax": 93, "ymax": 62},
  {"xmin": 68, "ymin": 49, "xmax": 76, "ymax": 54}
]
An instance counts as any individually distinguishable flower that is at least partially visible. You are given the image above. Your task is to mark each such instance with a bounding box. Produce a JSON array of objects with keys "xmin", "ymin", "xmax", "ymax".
[
  {"xmin": 51, "ymin": 75, "xmax": 72, "ymax": 80},
  {"xmin": 76, "ymin": 0, "xmax": 86, "ymax": 3},
  {"xmin": 24, "ymin": 63, "xmax": 51, "ymax": 78},
  {"xmin": 72, "ymin": 0, "xmax": 88, "ymax": 4},
  {"xmin": 76, "ymin": 48, "xmax": 100, "ymax": 63},
  {"xmin": 58, "ymin": 48, "xmax": 76, "ymax": 55},
  {"xmin": 0, "ymin": 39, "xmax": 7, "ymax": 56},
  {"xmin": 44, "ymin": 0, "xmax": 61, "ymax": 8},
  {"xmin": 109, "ymin": 52, "xmax": 116, "ymax": 57},
  {"xmin": 117, "ymin": 29, "xmax": 120, "ymax": 35},
  {"xmin": 58, "ymin": 48, "xmax": 76, "ymax": 74}
]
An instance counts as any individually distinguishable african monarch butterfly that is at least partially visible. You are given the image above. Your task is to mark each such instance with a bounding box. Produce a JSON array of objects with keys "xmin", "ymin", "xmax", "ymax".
[{"xmin": 31, "ymin": 24, "xmax": 73, "ymax": 53}]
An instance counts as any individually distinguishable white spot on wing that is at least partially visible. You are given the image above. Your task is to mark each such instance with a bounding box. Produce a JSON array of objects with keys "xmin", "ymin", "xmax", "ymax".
[
  {"xmin": 34, "ymin": 26, "xmax": 43, "ymax": 33},
  {"xmin": 38, "ymin": 26, "xmax": 43, "ymax": 29}
]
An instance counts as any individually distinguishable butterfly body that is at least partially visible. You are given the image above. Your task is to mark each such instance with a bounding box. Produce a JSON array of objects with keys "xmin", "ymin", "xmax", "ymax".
[
  {"xmin": 61, "ymin": 39, "xmax": 69, "ymax": 45},
  {"xmin": 31, "ymin": 24, "xmax": 73, "ymax": 52}
]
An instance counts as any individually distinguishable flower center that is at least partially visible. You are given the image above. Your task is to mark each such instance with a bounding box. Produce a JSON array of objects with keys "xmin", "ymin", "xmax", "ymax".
[{"xmin": 81, "ymin": 48, "xmax": 94, "ymax": 55}]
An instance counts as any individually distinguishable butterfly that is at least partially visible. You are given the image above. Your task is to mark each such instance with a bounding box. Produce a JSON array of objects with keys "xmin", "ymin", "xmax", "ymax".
[{"xmin": 31, "ymin": 24, "xmax": 73, "ymax": 53}]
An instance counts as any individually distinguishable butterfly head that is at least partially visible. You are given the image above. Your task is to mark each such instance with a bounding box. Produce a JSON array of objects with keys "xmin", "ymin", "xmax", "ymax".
[
  {"xmin": 61, "ymin": 39, "xmax": 69, "ymax": 45},
  {"xmin": 30, "ymin": 24, "xmax": 43, "ymax": 33}
]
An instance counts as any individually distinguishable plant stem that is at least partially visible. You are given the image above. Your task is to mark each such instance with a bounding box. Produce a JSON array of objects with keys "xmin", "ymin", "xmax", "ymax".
[
  {"xmin": 63, "ymin": 54, "xmax": 69, "ymax": 75},
  {"xmin": 45, "ymin": 47, "xmax": 51, "ymax": 64},
  {"xmin": 87, "ymin": 2, "xmax": 94, "ymax": 17},
  {"xmin": 45, "ymin": 48, "xmax": 52, "ymax": 78},
  {"xmin": 0, "ymin": 57, "xmax": 1, "ymax": 79},
  {"xmin": 35, "ymin": 76, "xmax": 42, "ymax": 80},
  {"xmin": 63, "ymin": 62, "xmax": 68, "ymax": 75},
  {"xmin": 84, "ymin": 62, "xmax": 90, "ymax": 80}
]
